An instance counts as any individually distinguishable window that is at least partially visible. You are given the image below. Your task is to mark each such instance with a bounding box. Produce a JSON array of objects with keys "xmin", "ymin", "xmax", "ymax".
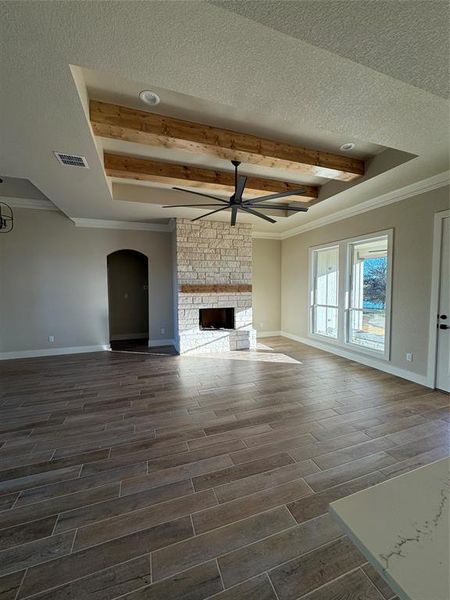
[
  {"xmin": 309, "ymin": 230, "xmax": 392, "ymax": 359},
  {"xmin": 311, "ymin": 246, "xmax": 339, "ymax": 339},
  {"xmin": 348, "ymin": 236, "xmax": 389, "ymax": 353}
]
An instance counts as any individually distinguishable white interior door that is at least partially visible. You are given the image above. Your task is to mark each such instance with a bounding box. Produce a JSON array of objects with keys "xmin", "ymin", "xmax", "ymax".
[{"xmin": 436, "ymin": 216, "xmax": 450, "ymax": 392}]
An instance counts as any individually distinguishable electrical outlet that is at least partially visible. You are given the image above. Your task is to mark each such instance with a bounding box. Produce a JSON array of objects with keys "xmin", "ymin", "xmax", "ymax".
[
  {"xmin": 48, "ymin": 336, "xmax": 55, "ymax": 343},
  {"xmin": 406, "ymin": 352, "xmax": 413, "ymax": 362},
  {"xmin": 259, "ymin": 322, "xmax": 264, "ymax": 328},
  {"xmin": 160, "ymin": 327, "xmax": 166, "ymax": 335}
]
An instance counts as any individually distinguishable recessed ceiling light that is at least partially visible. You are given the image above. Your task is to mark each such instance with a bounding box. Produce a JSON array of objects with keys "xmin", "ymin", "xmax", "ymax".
[
  {"xmin": 340, "ymin": 143, "xmax": 355, "ymax": 151},
  {"xmin": 139, "ymin": 90, "xmax": 161, "ymax": 106}
]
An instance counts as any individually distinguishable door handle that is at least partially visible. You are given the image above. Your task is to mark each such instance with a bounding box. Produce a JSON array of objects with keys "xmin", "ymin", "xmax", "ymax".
[
  {"xmin": 439, "ymin": 314, "xmax": 448, "ymax": 320},
  {"xmin": 439, "ymin": 324, "xmax": 449, "ymax": 330}
]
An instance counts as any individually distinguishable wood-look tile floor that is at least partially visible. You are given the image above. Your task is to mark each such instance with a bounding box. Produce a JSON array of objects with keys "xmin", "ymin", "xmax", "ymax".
[{"xmin": 0, "ymin": 337, "xmax": 448, "ymax": 600}]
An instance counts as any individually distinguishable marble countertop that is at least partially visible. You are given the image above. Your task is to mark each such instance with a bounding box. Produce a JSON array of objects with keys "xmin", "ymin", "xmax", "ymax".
[{"xmin": 329, "ymin": 458, "xmax": 449, "ymax": 600}]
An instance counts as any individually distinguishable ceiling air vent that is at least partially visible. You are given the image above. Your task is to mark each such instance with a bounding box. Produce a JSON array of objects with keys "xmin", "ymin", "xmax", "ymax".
[{"xmin": 54, "ymin": 152, "xmax": 89, "ymax": 168}]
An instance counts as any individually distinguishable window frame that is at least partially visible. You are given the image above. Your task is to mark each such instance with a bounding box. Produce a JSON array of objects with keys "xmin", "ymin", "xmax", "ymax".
[
  {"xmin": 308, "ymin": 229, "xmax": 393, "ymax": 361},
  {"xmin": 309, "ymin": 244, "xmax": 340, "ymax": 341}
]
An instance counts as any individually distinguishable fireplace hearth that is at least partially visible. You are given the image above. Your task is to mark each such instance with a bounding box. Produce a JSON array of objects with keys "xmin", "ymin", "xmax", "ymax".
[{"xmin": 200, "ymin": 307, "xmax": 235, "ymax": 330}]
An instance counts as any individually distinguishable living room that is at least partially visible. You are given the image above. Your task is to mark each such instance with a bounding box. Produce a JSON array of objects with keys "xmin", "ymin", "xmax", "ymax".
[{"xmin": 0, "ymin": 2, "xmax": 448, "ymax": 599}]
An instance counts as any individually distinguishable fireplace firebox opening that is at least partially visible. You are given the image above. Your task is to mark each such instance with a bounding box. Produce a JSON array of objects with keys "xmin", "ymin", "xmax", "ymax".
[{"xmin": 199, "ymin": 307, "xmax": 235, "ymax": 330}]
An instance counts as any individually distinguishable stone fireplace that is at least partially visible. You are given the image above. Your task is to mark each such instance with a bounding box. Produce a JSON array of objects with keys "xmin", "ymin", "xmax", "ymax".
[{"xmin": 173, "ymin": 218, "xmax": 257, "ymax": 353}]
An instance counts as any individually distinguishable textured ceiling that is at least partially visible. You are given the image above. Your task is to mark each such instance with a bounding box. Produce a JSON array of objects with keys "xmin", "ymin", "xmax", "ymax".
[
  {"xmin": 84, "ymin": 66, "xmax": 384, "ymax": 161},
  {"xmin": 0, "ymin": 177, "xmax": 50, "ymax": 202},
  {"xmin": 212, "ymin": 0, "xmax": 449, "ymax": 98},
  {"xmin": 0, "ymin": 1, "xmax": 448, "ymax": 232}
]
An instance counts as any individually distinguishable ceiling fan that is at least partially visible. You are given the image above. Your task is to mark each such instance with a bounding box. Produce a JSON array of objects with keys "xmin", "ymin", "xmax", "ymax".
[{"xmin": 162, "ymin": 160, "xmax": 309, "ymax": 226}]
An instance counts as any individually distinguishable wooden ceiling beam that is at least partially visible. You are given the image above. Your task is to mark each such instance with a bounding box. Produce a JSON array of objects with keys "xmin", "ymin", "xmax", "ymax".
[
  {"xmin": 91, "ymin": 100, "xmax": 364, "ymax": 182},
  {"xmin": 104, "ymin": 153, "xmax": 319, "ymax": 201}
]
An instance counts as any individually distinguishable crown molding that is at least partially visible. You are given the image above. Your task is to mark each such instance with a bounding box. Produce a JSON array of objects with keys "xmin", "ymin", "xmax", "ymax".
[
  {"xmin": 7, "ymin": 171, "xmax": 448, "ymax": 238},
  {"xmin": 70, "ymin": 218, "xmax": 173, "ymax": 232},
  {"xmin": 0, "ymin": 196, "xmax": 58, "ymax": 211},
  {"xmin": 252, "ymin": 231, "xmax": 282, "ymax": 240},
  {"xmin": 253, "ymin": 171, "xmax": 449, "ymax": 241},
  {"xmin": 279, "ymin": 170, "xmax": 449, "ymax": 240}
]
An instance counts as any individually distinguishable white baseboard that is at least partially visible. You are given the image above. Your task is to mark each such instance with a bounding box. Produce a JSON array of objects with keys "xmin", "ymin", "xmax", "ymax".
[
  {"xmin": 148, "ymin": 339, "xmax": 175, "ymax": 347},
  {"xmin": 110, "ymin": 333, "xmax": 148, "ymax": 341},
  {"xmin": 280, "ymin": 331, "xmax": 431, "ymax": 388},
  {"xmin": 257, "ymin": 331, "xmax": 282, "ymax": 338},
  {"xmin": 0, "ymin": 345, "xmax": 110, "ymax": 361},
  {"xmin": 0, "ymin": 334, "xmax": 431, "ymax": 389}
]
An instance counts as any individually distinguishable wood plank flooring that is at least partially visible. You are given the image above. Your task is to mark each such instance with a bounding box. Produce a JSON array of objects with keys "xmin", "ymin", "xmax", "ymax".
[{"xmin": 0, "ymin": 337, "xmax": 448, "ymax": 600}]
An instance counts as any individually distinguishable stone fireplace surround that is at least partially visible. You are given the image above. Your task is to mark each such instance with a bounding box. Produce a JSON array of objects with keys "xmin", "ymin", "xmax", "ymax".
[{"xmin": 174, "ymin": 219, "xmax": 257, "ymax": 354}]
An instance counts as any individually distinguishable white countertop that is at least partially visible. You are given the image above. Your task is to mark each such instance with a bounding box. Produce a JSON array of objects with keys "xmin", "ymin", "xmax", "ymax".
[{"xmin": 330, "ymin": 458, "xmax": 449, "ymax": 600}]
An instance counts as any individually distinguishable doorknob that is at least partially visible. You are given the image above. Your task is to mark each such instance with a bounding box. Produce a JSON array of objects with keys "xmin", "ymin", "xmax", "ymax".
[
  {"xmin": 439, "ymin": 324, "xmax": 449, "ymax": 330},
  {"xmin": 439, "ymin": 314, "xmax": 448, "ymax": 320}
]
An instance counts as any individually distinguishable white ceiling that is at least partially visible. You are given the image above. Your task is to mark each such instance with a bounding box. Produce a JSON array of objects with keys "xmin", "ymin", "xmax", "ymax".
[
  {"xmin": 85, "ymin": 67, "xmax": 384, "ymax": 162},
  {"xmin": 0, "ymin": 177, "xmax": 50, "ymax": 203},
  {"xmin": 212, "ymin": 0, "xmax": 449, "ymax": 99},
  {"xmin": 0, "ymin": 1, "xmax": 448, "ymax": 233},
  {"xmin": 85, "ymin": 66, "xmax": 389, "ymax": 222}
]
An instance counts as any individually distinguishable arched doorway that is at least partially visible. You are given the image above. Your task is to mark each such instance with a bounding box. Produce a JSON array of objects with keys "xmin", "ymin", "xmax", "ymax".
[{"xmin": 107, "ymin": 250, "xmax": 149, "ymax": 350}]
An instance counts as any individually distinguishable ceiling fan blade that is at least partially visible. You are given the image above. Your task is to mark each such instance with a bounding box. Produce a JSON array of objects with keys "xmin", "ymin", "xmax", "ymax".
[
  {"xmin": 162, "ymin": 204, "xmax": 225, "ymax": 208},
  {"xmin": 248, "ymin": 203, "xmax": 309, "ymax": 212},
  {"xmin": 244, "ymin": 188, "xmax": 306, "ymax": 205},
  {"xmin": 173, "ymin": 187, "xmax": 228, "ymax": 203},
  {"xmin": 241, "ymin": 206, "xmax": 277, "ymax": 224},
  {"xmin": 230, "ymin": 206, "xmax": 238, "ymax": 226},
  {"xmin": 235, "ymin": 174, "xmax": 247, "ymax": 201},
  {"xmin": 191, "ymin": 206, "xmax": 230, "ymax": 222}
]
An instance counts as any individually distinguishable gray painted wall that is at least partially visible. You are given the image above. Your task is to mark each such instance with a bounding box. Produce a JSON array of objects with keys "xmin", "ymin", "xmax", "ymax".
[
  {"xmin": 0, "ymin": 209, "xmax": 173, "ymax": 351},
  {"xmin": 2, "ymin": 187, "xmax": 448, "ymax": 382},
  {"xmin": 0, "ymin": 210, "xmax": 278, "ymax": 354},
  {"xmin": 281, "ymin": 185, "xmax": 449, "ymax": 378},
  {"xmin": 252, "ymin": 238, "xmax": 281, "ymax": 333}
]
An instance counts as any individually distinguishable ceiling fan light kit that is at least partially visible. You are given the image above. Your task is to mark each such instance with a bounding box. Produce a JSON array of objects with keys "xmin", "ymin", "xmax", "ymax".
[{"xmin": 164, "ymin": 160, "xmax": 309, "ymax": 226}]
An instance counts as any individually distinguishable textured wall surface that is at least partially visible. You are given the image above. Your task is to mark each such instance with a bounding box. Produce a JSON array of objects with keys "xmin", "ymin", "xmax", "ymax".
[
  {"xmin": 175, "ymin": 219, "xmax": 256, "ymax": 353},
  {"xmin": 176, "ymin": 219, "xmax": 252, "ymax": 286}
]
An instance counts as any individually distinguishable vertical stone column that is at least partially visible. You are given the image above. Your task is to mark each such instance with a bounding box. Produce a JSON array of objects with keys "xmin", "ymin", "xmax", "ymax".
[{"xmin": 174, "ymin": 219, "xmax": 256, "ymax": 353}]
